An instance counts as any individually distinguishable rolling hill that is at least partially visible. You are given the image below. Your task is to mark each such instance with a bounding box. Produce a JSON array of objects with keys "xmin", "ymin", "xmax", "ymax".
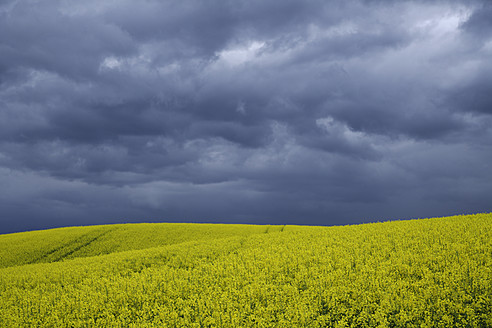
[{"xmin": 0, "ymin": 214, "xmax": 490, "ymax": 327}]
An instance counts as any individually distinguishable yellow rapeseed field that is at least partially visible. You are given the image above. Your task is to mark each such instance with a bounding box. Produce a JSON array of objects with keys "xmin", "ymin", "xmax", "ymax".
[{"xmin": 0, "ymin": 214, "xmax": 490, "ymax": 327}]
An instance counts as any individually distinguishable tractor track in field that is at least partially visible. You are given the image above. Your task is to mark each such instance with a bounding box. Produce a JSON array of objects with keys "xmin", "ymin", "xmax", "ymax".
[
  {"xmin": 51, "ymin": 228, "xmax": 116, "ymax": 262},
  {"xmin": 28, "ymin": 227, "xmax": 117, "ymax": 265}
]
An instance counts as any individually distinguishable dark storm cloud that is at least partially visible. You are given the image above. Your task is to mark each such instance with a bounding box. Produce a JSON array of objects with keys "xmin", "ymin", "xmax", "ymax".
[
  {"xmin": 0, "ymin": 2, "xmax": 136, "ymax": 82},
  {"xmin": 1, "ymin": 0, "xmax": 492, "ymax": 233},
  {"xmin": 448, "ymin": 69, "xmax": 492, "ymax": 116},
  {"xmin": 461, "ymin": 2, "xmax": 492, "ymax": 39}
]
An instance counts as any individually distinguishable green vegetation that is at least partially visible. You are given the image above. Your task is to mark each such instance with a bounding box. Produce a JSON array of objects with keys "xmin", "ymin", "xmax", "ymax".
[{"xmin": 0, "ymin": 214, "xmax": 491, "ymax": 327}]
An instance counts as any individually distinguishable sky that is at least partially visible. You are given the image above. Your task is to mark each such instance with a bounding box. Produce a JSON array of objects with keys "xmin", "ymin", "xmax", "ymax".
[{"xmin": 1, "ymin": 0, "xmax": 491, "ymax": 234}]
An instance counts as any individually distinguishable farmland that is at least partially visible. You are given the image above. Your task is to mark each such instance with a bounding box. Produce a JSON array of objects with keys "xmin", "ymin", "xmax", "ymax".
[{"xmin": 0, "ymin": 214, "xmax": 491, "ymax": 327}]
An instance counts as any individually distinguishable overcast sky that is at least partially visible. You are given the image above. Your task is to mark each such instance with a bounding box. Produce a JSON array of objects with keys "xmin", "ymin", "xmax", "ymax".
[{"xmin": 1, "ymin": 0, "xmax": 491, "ymax": 233}]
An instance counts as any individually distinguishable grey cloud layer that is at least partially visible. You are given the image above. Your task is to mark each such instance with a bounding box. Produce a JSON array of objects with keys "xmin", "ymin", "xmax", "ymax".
[{"xmin": 1, "ymin": 0, "xmax": 491, "ymax": 233}]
